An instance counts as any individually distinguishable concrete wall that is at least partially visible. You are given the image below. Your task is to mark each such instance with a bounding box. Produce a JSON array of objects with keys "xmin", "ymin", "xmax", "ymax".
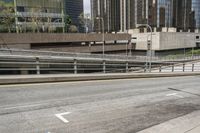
[
  {"xmin": 131, "ymin": 32, "xmax": 200, "ymax": 51},
  {"xmin": 31, "ymin": 43, "xmax": 128, "ymax": 53},
  {"xmin": 131, "ymin": 33, "xmax": 160, "ymax": 50},
  {"xmin": 159, "ymin": 32, "xmax": 197, "ymax": 50},
  {"xmin": 7, "ymin": 44, "xmax": 31, "ymax": 49},
  {"xmin": 0, "ymin": 33, "xmax": 131, "ymax": 45}
]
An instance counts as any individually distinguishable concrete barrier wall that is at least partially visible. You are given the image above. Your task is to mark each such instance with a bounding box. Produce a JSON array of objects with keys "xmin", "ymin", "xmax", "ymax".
[
  {"xmin": 0, "ymin": 33, "xmax": 131, "ymax": 45},
  {"xmin": 0, "ymin": 72, "xmax": 200, "ymax": 85}
]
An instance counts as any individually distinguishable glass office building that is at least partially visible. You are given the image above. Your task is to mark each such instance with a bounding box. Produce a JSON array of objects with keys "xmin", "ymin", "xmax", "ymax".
[
  {"xmin": 91, "ymin": 0, "xmax": 120, "ymax": 32},
  {"xmin": 156, "ymin": 0, "xmax": 173, "ymax": 28},
  {"xmin": 1, "ymin": 0, "xmax": 84, "ymax": 33},
  {"xmin": 14, "ymin": 0, "xmax": 65, "ymax": 32},
  {"xmin": 65, "ymin": 0, "xmax": 83, "ymax": 31},
  {"xmin": 192, "ymin": 0, "xmax": 200, "ymax": 29},
  {"xmin": 92, "ymin": 0, "xmax": 200, "ymax": 32}
]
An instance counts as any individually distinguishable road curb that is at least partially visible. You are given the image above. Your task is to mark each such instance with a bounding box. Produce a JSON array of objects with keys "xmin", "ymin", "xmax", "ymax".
[{"xmin": 0, "ymin": 72, "xmax": 200, "ymax": 85}]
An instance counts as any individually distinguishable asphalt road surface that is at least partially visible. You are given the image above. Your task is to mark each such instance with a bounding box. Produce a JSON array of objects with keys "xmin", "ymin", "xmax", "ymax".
[{"xmin": 0, "ymin": 76, "xmax": 200, "ymax": 133}]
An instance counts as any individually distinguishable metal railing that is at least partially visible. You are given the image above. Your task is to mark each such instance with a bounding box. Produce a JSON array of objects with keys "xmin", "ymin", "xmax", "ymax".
[
  {"xmin": 150, "ymin": 61, "xmax": 200, "ymax": 73},
  {"xmin": 1, "ymin": 48, "xmax": 200, "ymax": 62},
  {"xmin": 0, "ymin": 55, "xmax": 143, "ymax": 75},
  {"xmin": 0, "ymin": 48, "xmax": 200, "ymax": 75}
]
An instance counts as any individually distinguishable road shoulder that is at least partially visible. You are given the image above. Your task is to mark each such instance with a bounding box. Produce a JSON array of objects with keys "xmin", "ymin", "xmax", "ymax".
[{"xmin": 138, "ymin": 110, "xmax": 200, "ymax": 133}]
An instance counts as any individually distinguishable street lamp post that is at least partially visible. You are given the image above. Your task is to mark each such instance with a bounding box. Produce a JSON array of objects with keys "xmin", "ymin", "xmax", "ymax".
[
  {"xmin": 96, "ymin": 17, "xmax": 105, "ymax": 57},
  {"xmin": 136, "ymin": 24, "xmax": 153, "ymax": 72}
]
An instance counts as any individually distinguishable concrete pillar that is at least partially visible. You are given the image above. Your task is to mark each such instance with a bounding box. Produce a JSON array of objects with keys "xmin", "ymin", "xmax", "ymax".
[
  {"xmin": 153, "ymin": 27, "xmax": 157, "ymax": 32},
  {"xmin": 162, "ymin": 27, "xmax": 168, "ymax": 32},
  {"xmin": 195, "ymin": 29, "xmax": 199, "ymax": 33}
]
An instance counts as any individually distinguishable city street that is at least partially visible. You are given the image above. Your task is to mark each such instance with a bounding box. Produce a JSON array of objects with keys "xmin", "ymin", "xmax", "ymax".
[{"xmin": 0, "ymin": 76, "xmax": 200, "ymax": 133}]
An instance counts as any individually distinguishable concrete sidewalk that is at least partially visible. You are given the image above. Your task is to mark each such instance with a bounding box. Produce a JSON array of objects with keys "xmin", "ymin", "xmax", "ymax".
[
  {"xmin": 0, "ymin": 72, "xmax": 200, "ymax": 85},
  {"xmin": 138, "ymin": 110, "xmax": 200, "ymax": 133}
]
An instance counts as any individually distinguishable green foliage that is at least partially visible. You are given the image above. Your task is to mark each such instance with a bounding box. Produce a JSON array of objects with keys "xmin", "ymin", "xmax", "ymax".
[
  {"xmin": 165, "ymin": 48, "xmax": 200, "ymax": 59},
  {"xmin": 69, "ymin": 25, "xmax": 78, "ymax": 33},
  {"xmin": 78, "ymin": 12, "xmax": 84, "ymax": 26},
  {"xmin": 64, "ymin": 14, "xmax": 72, "ymax": 32},
  {"xmin": 0, "ymin": 1, "xmax": 15, "ymax": 33},
  {"xmin": 187, "ymin": 49, "xmax": 200, "ymax": 55}
]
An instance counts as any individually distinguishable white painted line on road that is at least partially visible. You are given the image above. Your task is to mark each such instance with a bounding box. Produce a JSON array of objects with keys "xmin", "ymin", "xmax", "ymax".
[
  {"xmin": 55, "ymin": 112, "xmax": 71, "ymax": 123},
  {"xmin": 166, "ymin": 93, "xmax": 184, "ymax": 98},
  {"xmin": 3, "ymin": 103, "xmax": 44, "ymax": 110}
]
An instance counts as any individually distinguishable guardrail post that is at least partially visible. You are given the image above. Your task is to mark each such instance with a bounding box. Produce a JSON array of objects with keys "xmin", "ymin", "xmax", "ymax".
[
  {"xmin": 36, "ymin": 57, "xmax": 40, "ymax": 75},
  {"xmin": 183, "ymin": 63, "xmax": 185, "ymax": 72},
  {"xmin": 192, "ymin": 64, "xmax": 194, "ymax": 72},
  {"xmin": 144, "ymin": 63, "xmax": 147, "ymax": 72},
  {"xmin": 74, "ymin": 59, "xmax": 77, "ymax": 74},
  {"xmin": 172, "ymin": 64, "xmax": 174, "ymax": 72},
  {"xmin": 126, "ymin": 62, "xmax": 129, "ymax": 73},
  {"xmin": 103, "ymin": 60, "xmax": 106, "ymax": 73},
  {"xmin": 159, "ymin": 65, "xmax": 162, "ymax": 73}
]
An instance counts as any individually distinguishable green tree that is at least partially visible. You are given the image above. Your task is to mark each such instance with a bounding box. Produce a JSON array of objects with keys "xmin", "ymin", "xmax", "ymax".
[
  {"xmin": 78, "ymin": 12, "xmax": 85, "ymax": 28},
  {"xmin": 64, "ymin": 14, "xmax": 72, "ymax": 33},
  {"xmin": 0, "ymin": 1, "xmax": 15, "ymax": 33},
  {"xmin": 69, "ymin": 25, "xmax": 78, "ymax": 33},
  {"xmin": 78, "ymin": 12, "xmax": 90, "ymax": 33}
]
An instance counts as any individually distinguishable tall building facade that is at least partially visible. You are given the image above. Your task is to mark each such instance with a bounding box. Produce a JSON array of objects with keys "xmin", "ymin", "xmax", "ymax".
[
  {"xmin": 91, "ymin": 0, "xmax": 120, "ymax": 32},
  {"xmin": 64, "ymin": 0, "xmax": 83, "ymax": 31},
  {"xmin": 14, "ymin": 0, "xmax": 65, "ymax": 32},
  {"xmin": 1, "ymin": 0, "xmax": 84, "ymax": 33},
  {"xmin": 192, "ymin": 0, "xmax": 200, "ymax": 29},
  {"xmin": 91, "ymin": 0, "xmax": 200, "ymax": 32}
]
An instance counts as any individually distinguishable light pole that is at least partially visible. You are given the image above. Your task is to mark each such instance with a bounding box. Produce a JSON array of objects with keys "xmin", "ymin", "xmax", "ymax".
[
  {"xmin": 136, "ymin": 24, "xmax": 153, "ymax": 72},
  {"xmin": 96, "ymin": 17, "xmax": 105, "ymax": 57}
]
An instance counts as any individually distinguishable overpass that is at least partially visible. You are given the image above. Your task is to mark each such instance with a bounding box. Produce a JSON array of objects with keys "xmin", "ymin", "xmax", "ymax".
[{"xmin": 0, "ymin": 33, "xmax": 132, "ymax": 54}]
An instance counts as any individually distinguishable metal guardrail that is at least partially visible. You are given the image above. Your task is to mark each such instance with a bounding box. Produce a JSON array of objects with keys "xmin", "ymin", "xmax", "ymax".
[
  {"xmin": 0, "ymin": 56, "xmax": 143, "ymax": 75},
  {"xmin": 0, "ymin": 48, "xmax": 147, "ymax": 62},
  {"xmin": 0, "ymin": 48, "xmax": 200, "ymax": 75},
  {"xmin": 1, "ymin": 48, "xmax": 200, "ymax": 62}
]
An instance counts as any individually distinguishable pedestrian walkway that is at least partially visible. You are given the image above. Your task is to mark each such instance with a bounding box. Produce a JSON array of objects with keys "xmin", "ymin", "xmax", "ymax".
[{"xmin": 138, "ymin": 110, "xmax": 200, "ymax": 133}]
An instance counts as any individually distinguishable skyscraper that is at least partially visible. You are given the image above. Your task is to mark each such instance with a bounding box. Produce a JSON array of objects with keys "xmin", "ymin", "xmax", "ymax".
[
  {"xmin": 192, "ymin": 0, "xmax": 200, "ymax": 29},
  {"xmin": 91, "ymin": 0, "xmax": 200, "ymax": 32},
  {"xmin": 64, "ymin": 0, "xmax": 83, "ymax": 31},
  {"xmin": 91, "ymin": 0, "xmax": 120, "ymax": 32}
]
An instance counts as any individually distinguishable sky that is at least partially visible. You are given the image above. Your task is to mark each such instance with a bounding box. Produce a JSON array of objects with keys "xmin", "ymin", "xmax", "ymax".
[{"xmin": 84, "ymin": 0, "xmax": 91, "ymax": 14}]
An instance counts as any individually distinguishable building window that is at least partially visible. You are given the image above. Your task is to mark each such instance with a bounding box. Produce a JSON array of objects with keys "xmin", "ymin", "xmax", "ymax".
[
  {"xmin": 196, "ymin": 42, "xmax": 200, "ymax": 47},
  {"xmin": 196, "ymin": 36, "xmax": 199, "ymax": 39},
  {"xmin": 17, "ymin": 6, "xmax": 25, "ymax": 12}
]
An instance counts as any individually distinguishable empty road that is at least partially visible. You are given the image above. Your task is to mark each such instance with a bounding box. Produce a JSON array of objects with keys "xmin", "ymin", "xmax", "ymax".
[{"xmin": 0, "ymin": 76, "xmax": 200, "ymax": 133}]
